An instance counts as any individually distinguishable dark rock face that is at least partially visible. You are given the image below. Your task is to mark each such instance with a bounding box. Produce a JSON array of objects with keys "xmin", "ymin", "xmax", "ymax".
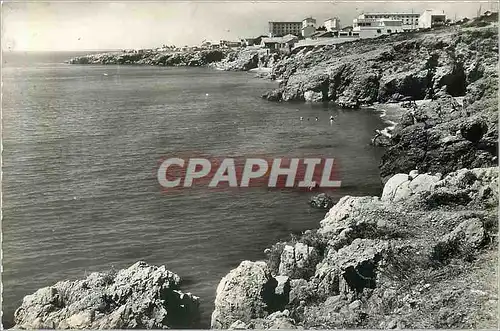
[
  {"xmin": 13, "ymin": 262, "xmax": 200, "ymax": 329},
  {"xmin": 309, "ymin": 193, "xmax": 334, "ymax": 209},
  {"xmin": 379, "ymin": 82, "xmax": 497, "ymax": 181},
  {"xmin": 374, "ymin": 26, "xmax": 498, "ymax": 181}
]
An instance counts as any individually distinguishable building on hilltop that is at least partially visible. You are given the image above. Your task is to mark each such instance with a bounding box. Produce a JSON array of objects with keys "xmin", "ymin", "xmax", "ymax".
[
  {"xmin": 324, "ymin": 17, "xmax": 341, "ymax": 31},
  {"xmin": 419, "ymin": 9, "xmax": 447, "ymax": 28},
  {"xmin": 260, "ymin": 34, "xmax": 299, "ymax": 53},
  {"xmin": 301, "ymin": 17, "xmax": 317, "ymax": 38},
  {"xmin": 356, "ymin": 12, "xmax": 420, "ymax": 31},
  {"xmin": 268, "ymin": 21, "xmax": 302, "ymax": 37},
  {"xmin": 353, "ymin": 18, "xmax": 403, "ymax": 38},
  {"xmin": 240, "ymin": 35, "xmax": 268, "ymax": 47},
  {"xmin": 219, "ymin": 40, "xmax": 242, "ymax": 48},
  {"xmin": 354, "ymin": 10, "xmax": 447, "ymax": 33},
  {"xmin": 302, "ymin": 17, "xmax": 317, "ymax": 28}
]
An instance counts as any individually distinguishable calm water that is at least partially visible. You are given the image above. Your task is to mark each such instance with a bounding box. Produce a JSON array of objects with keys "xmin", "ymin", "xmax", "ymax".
[{"xmin": 2, "ymin": 51, "xmax": 386, "ymax": 328}]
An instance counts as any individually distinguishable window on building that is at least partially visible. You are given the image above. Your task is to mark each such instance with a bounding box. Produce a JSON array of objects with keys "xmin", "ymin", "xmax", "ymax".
[
  {"xmin": 377, "ymin": 29, "xmax": 382, "ymax": 33},
  {"xmin": 387, "ymin": 29, "xmax": 392, "ymax": 33}
]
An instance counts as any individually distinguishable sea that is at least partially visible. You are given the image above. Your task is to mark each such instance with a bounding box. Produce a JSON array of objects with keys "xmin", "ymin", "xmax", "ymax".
[{"xmin": 2, "ymin": 51, "xmax": 390, "ymax": 328}]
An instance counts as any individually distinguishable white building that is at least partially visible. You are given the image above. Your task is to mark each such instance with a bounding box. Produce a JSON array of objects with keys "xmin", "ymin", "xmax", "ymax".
[
  {"xmin": 302, "ymin": 17, "xmax": 316, "ymax": 29},
  {"xmin": 357, "ymin": 12, "xmax": 420, "ymax": 31},
  {"xmin": 419, "ymin": 9, "xmax": 446, "ymax": 28},
  {"xmin": 324, "ymin": 17, "xmax": 341, "ymax": 31},
  {"xmin": 301, "ymin": 17, "xmax": 317, "ymax": 38},
  {"xmin": 353, "ymin": 18, "xmax": 403, "ymax": 38}
]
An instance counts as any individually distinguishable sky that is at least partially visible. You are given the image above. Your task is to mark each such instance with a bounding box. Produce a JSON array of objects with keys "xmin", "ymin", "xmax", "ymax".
[{"xmin": 2, "ymin": 0, "xmax": 498, "ymax": 51}]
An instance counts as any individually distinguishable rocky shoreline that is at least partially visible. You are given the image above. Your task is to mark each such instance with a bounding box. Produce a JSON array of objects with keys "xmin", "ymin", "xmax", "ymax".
[
  {"xmin": 12, "ymin": 262, "xmax": 200, "ymax": 329},
  {"xmin": 68, "ymin": 47, "xmax": 281, "ymax": 73},
  {"xmin": 14, "ymin": 166, "xmax": 497, "ymax": 329},
  {"xmin": 211, "ymin": 166, "xmax": 498, "ymax": 329},
  {"xmin": 13, "ymin": 16, "xmax": 498, "ymax": 329}
]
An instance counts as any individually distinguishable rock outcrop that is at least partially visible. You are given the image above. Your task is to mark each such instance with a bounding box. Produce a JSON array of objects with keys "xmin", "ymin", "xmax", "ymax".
[
  {"xmin": 13, "ymin": 261, "xmax": 200, "ymax": 329},
  {"xmin": 68, "ymin": 47, "xmax": 280, "ymax": 73},
  {"xmin": 210, "ymin": 48, "xmax": 279, "ymax": 72},
  {"xmin": 69, "ymin": 49, "xmax": 231, "ymax": 67},
  {"xmin": 211, "ymin": 261, "xmax": 291, "ymax": 329},
  {"xmin": 263, "ymin": 22, "xmax": 497, "ymax": 107},
  {"xmin": 212, "ymin": 166, "xmax": 498, "ymax": 329},
  {"xmin": 309, "ymin": 193, "xmax": 334, "ymax": 209}
]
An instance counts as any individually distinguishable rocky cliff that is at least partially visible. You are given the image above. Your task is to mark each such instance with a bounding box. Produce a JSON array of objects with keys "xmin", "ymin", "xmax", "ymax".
[
  {"xmin": 262, "ymin": 20, "xmax": 498, "ymax": 182},
  {"xmin": 262, "ymin": 20, "xmax": 497, "ymax": 105},
  {"xmin": 13, "ymin": 261, "xmax": 200, "ymax": 329},
  {"xmin": 212, "ymin": 167, "xmax": 498, "ymax": 329}
]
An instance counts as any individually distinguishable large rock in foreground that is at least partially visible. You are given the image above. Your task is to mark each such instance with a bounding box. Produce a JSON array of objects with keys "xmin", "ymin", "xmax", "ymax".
[
  {"xmin": 211, "ymin": 261, "xmax": 291, "ymax": 329},
  {"xmin": 213, "ymin": 166, "xmax": 498, "ymax": 329},
  {"xmin": 13, "ymin": 261, "xmax": 200, "ymax": 329}
]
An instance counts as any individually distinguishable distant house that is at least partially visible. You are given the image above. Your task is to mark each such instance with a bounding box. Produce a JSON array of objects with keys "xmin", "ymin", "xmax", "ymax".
[
  {"xmin": 324, "ymin": 17, "xmax": 341, "ymax": 31},
  {"xmin": 261, "ymin": 37, "xmax": 280, "ymax": 50},
  {"xmin": 353, "ymin": 18, "xmax": 403, "ymax": 38},
  {"xmin": 220, "ymin": 40, "xmax": 242, "ymax": 48},
  {"xmin": 419, "ymin": 9, "xmax": 446, "ymax": 28},
  {"xmin": 253, "ymin": 35, "xmax": 268, "ymax": 45},
  {"xmin": 301, "ymin": 17, "xmax": 317, "ymax": 37},
  {"xmin": 240, "ymin": 38, "xmax": 257, "ymax": 47},
  {"xmin": 357, "ymin": 13, "xmax": 419, "ymax": 31},
  {"xmin": 261, "ymin": 34, "xmax": 298, "ymax": 53}
]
